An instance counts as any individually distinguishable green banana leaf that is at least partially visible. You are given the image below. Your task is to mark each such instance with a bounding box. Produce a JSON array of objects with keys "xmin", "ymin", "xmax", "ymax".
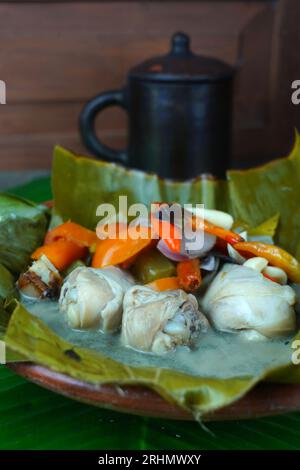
[
  {"xmin": 4, "ymin": 136, "xmax": 300, "ymax": 419},
  {"xmin": 51, "ymin": 146, "xmax": 227, "ymax": 229},
  {"xmin": 233, "ymin": 213, "xmax": 280, "ymax": 244},
  {"xmin": 0, "ymin": 304, "xmax": 9, "ymax": 340},
  {"xmin": 52, "ymin": 138, "xmax": 300, "ymax": 254},
  {"xmin": 227, "ymin": 132, "xmax": 300, "ymax": 255},
  {"xmin": 0, "ymin": 193, "xmax": 49, "ymax": 274},
  {"xmin": 248, "ymin": 213, "xmax": 280, "ymax": 240},
  {"xmin": 0, "ymin": 264, "xmax": 15, "ymax": 305}
]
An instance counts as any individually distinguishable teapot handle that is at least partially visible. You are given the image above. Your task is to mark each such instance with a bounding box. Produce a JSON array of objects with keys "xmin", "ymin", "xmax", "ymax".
[{"xmin": 79, "ymin": 89, "xmax": 128, "ymax": 164}]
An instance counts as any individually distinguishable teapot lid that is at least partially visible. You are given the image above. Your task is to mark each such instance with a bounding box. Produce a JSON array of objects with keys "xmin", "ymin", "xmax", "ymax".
[{"xmin": 130, "ymin": 32, "xmax": 234, "ymax": 83}]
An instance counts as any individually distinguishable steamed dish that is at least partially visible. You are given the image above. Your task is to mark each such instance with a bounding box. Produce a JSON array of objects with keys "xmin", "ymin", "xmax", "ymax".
[
  {"xmin": 5, "ymin": 141, "xmax": 300, "ymax": 419},
  {"xmin": 122, "ymin": 286, "xmax": 208, "ymax": 353},
  {"xmin": 16, "ymin": 205, "xmax": 300, "ymax": 355}
]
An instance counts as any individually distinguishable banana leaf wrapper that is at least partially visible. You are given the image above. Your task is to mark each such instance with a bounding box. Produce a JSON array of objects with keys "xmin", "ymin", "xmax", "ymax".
[
  {"xmin": 0, "ymin": 264, "xmax": 15, "ymax": 305},
  {"xmin": 0, "ymin": 192, "xmax": 48, "ymax": 326},
  {"xmin": 51, "ymin": 136, "xmax": 300, "ymax": 256},
  {"xmin": 4, "ymin": 136, "xmax": 300, "ymax": 418},
  {"xmin": 0, "ymin": 193, "xmax": 48, "ymax": 360},
  {"xmin": 0, "ymin": 193, "xmax": 49, "ymax": 274}
]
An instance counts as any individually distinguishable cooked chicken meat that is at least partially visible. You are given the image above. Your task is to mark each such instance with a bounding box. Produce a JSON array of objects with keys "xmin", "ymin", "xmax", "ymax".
[
  {"xmin": 121, "ymin": 286, "xmax": 209, "ymax": 354},
  {"xmin": 59, "ymin": 266, "xmax": 134, "ymax": 332},
  {"xmin": 202, "ymin": 263, "xmax": 296, "ymax": 338}
]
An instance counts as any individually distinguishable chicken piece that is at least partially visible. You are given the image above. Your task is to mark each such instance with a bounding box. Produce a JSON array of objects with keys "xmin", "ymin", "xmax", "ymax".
[
  {"xmin": 59, "ymin": 266, "xmax": 134, "ymax": 332},
  {"xmin": 121, "ymin": 286, "xmax": 209, "ymax": 354},
  {"xmin": 202, "ymin": 263, "xmax": 296, "ymax": 338}
]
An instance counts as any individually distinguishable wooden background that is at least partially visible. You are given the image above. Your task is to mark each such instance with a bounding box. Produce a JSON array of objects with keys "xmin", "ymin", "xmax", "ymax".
[{"xmin": 0, "ymin": 0, "xmax": 300, "ymax": 170}]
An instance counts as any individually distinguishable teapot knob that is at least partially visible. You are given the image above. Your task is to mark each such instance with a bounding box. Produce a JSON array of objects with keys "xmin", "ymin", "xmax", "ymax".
[{"xmin": 170, "ymin": 32, "xmax": 191, "ymax": 56}]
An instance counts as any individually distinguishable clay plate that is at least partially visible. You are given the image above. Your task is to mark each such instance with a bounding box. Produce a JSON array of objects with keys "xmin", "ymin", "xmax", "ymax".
[{"xmin": 7, "ymin": 362, "xmax": 300, "ymax": 421}]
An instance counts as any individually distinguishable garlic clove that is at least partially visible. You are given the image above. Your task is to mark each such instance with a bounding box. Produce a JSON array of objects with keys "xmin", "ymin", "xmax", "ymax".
[
  {"xmin": 243, "ymin": 257, "xmax": 268, "ymax": 272},
  {"xmin": 239, "ymin": 230, "xmax": 248, "ymax": 241},
  {"xmin": 262, "ymin": 266, "xmax": 288, "ymax": 285},
  {"xmin": 185, "ymin": 207, "xmax": 234, "ymax": 230},
  {"xmin": 227, "ymin": 244, "xmax": 246, "ymax": 264}
]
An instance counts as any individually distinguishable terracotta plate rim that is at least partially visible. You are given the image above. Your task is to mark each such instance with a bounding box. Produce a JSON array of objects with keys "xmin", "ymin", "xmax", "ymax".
[{"xmin": 7, "ymin": 362, "xmax": 300, "ymax": 421}]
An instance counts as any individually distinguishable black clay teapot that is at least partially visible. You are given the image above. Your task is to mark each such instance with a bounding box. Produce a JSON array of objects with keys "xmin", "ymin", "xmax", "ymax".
[{"xmin": 80, "ymin": 32, "xmax": 234, "ymax": 179}]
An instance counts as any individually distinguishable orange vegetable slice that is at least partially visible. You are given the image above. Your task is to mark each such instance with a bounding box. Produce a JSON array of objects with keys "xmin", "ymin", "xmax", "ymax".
[
  {"xmin": 146, "ymin": 277, "xmax": 180, "ymax": 291},
  {"xmin": 32, "ymin": 239, "xmax": 87, "ymax": 271},
  {"xmin": 92, "ymin": 226, "xmax": 152, "ymax": 268},
  {"xmin": 192, "ymin": 217, "xmax": 243, "ymax": 245},
  {"xmin": 44, "ymin": 221, "xmax": 97, "ymax": 250}
]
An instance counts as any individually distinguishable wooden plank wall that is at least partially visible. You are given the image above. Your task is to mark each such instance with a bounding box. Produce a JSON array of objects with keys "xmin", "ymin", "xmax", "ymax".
[{"xmin": 0, "ymin": 0, "xmax": 299, "ymax": 170}]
